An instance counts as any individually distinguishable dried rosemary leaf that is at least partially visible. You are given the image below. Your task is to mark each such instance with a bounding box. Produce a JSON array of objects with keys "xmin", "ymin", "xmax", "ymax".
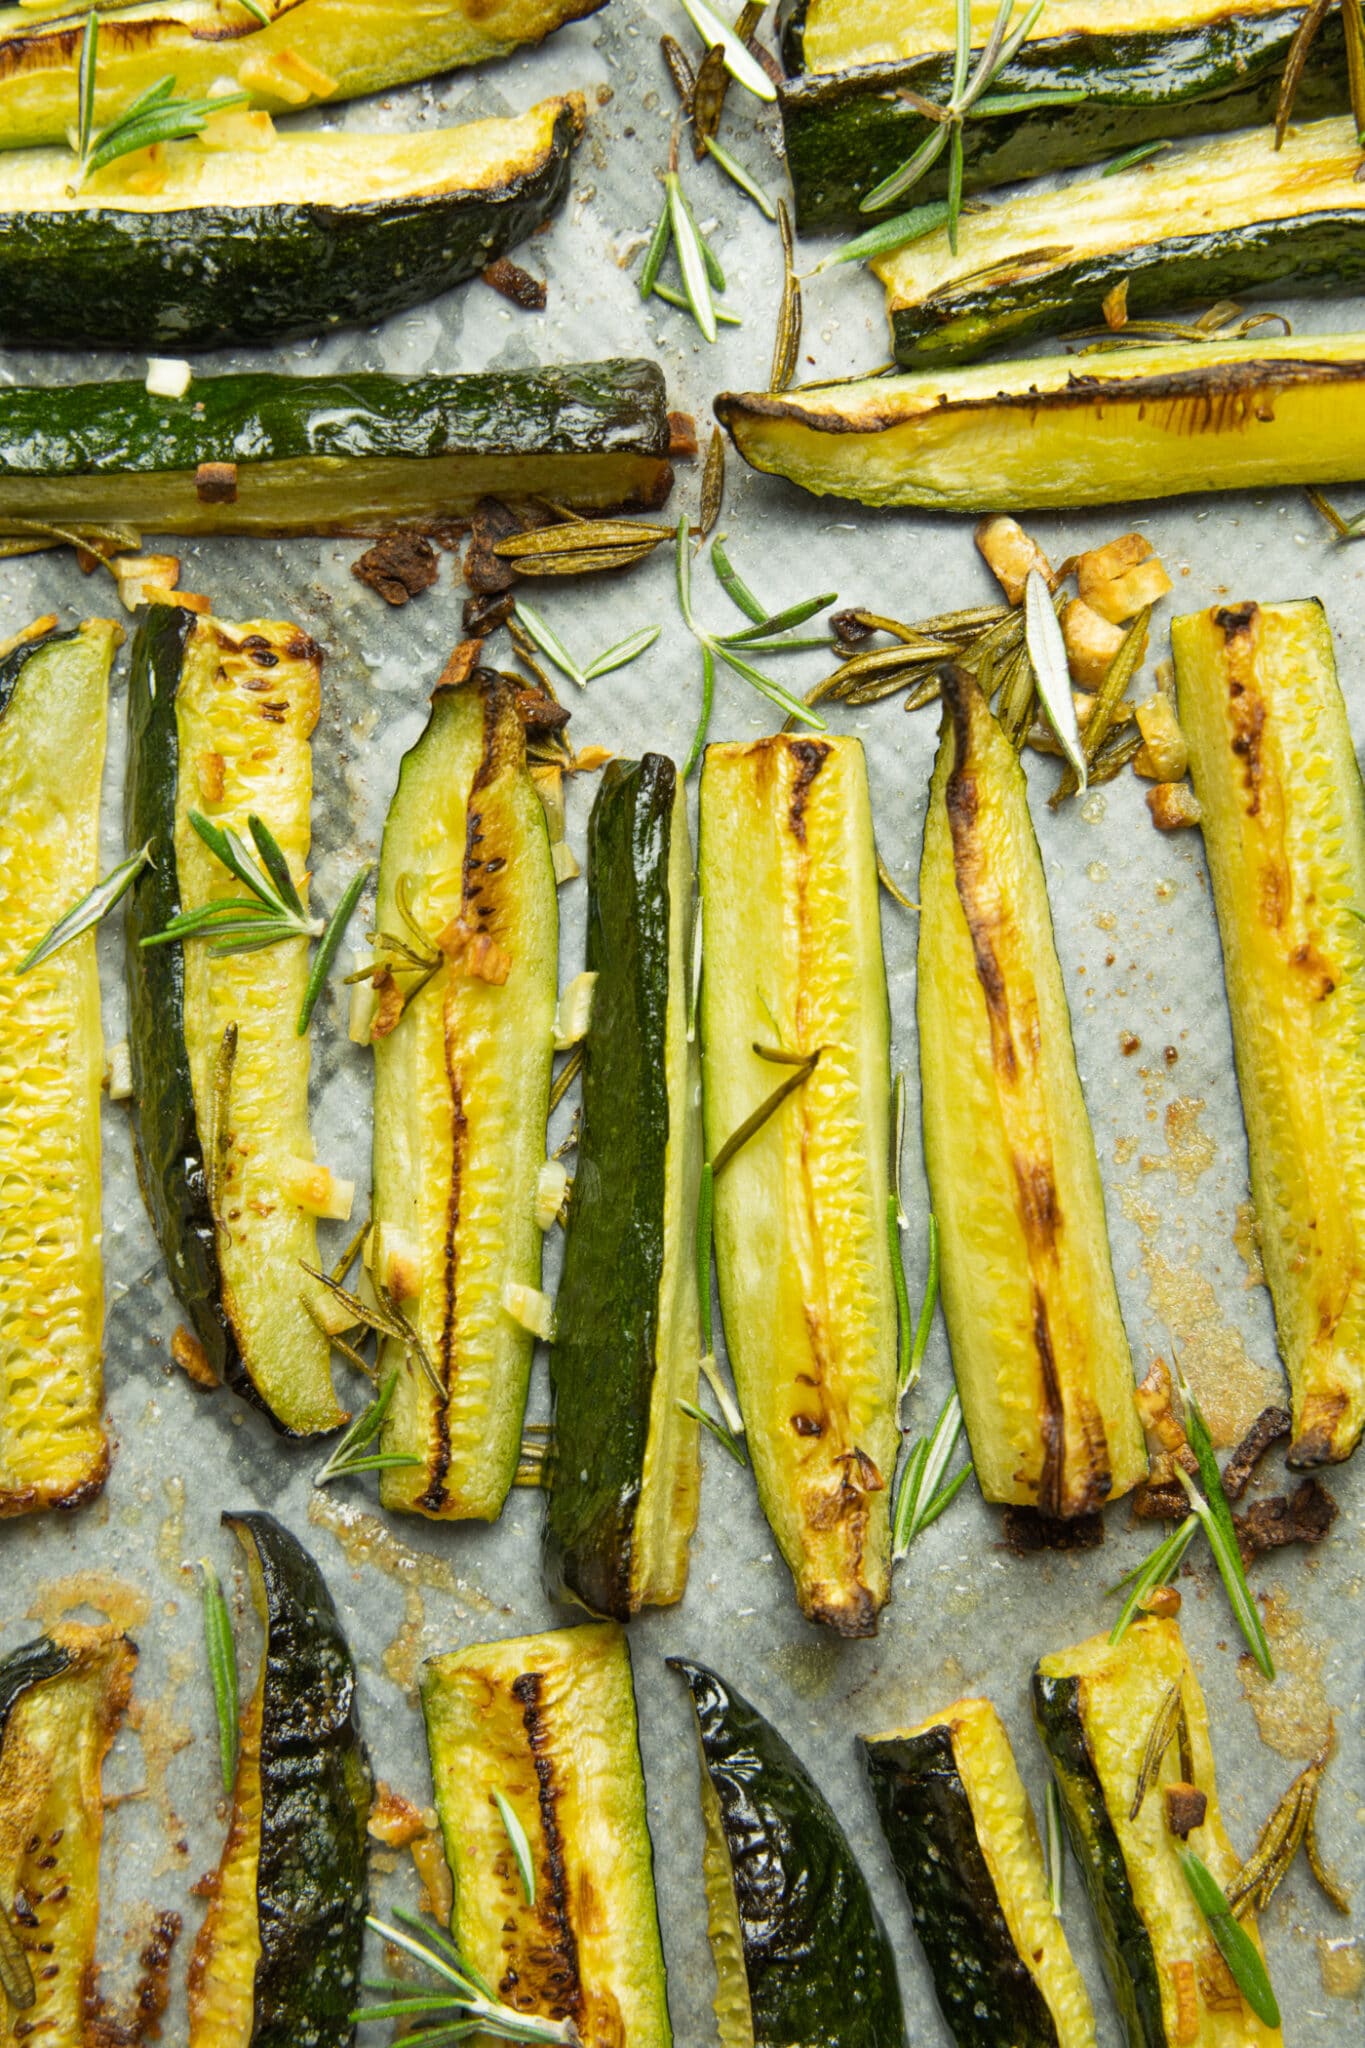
[
  {"xmin": 1275, "ymin": 0, "xmax": 1333, "ymax": 147},
  {"xmin": 499, "ymin": 542, "xmax": 661, "ymax": 577},
  {"xmin": 692, "ymin": 40, "xmax": 729, "ymax": 152},
  {"xmin": 712, "ymin": 1048, "xmax": 820, "ymax": 1176},
  {"xmin": 1129, "ymin": 1682, "xmax": 1184, "ymax": 1820},
  {"xmin": 0, "ymin": 1897, "xmax": 35, "ymax": 2013},
  {"xmin": 548, "ymin": 1040, "xmax": 585, "ymax": 1112},
  {"xmin": 770, "ymin": 200, "xmax": 802, "ymax": 392},
  {"xmin": 699, "ymin": 425, "xmax": 725, "ymax": 540},
  {"xmin": 1050, "ymin": 604, "xmax": 1151, "ymax": 806},
  {"xmin": 494, "ymin": 521, "xmax": 671, "ymax": 559},
  {"xmin": 660, "ymin": 31, "xmax": 696, "ymax": 110}
]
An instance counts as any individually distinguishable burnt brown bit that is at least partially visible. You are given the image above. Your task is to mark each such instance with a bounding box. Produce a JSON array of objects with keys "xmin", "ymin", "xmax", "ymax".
[
  {"xmin": 831, "ymin": 608, "xmax": 874, "ymax": 644},
  {"xmin": 352, "ymin": 532, "xmax": 439, "ymax": 607},
  {"xmin": 1163, "ymin": 1783, "xmax": 1208, "ymax": 1840},
  {"xmin": 508, "ymin": 1672, "xmax": 585, "ymax": 2025},
  {"xmin": 791, "ymin": 1412, "xmax": 824, "ymax": 1437},
  {"xmin": 1221, "ymin": 1405, "xmax": 1292, "ymax": 1500},
  {"xmin": 1131, "ymin": 1479, "xmax": 1189, "ymax": 1521},
  {"xmin": 1288, "ymin": 1389, "xmax": 1349, "ymax": 1468},
  {"xmin": 512, "ymin": 687, "xmax": 571, "ymax": 734},
  {"xmin": 1001, "ymin": 1505, "xmax": 1105, "ymax": 1555},
  {"xmin": 418, "ymin": 1053, "xmax": 464, "ymax": 1516},
  {"xmin": 942, "ymin": 667, "xmax": 1015, "ymax": 1078},
  {"xmin": 436, "ymin": 638, "xmax": 484, "ymax": 692},
  {"xmin": 786, "ymin": 738, "xmax": 830, "ymax": 844},
  {"xmin": 1032, "ymin": 1291, "xmax": 1066, "ymax": 1519},
  {"xmin": 464, "ymin": 590, "xmax": 516, "ymax": 637},
  {"xmin": 84, "ymin": 1907, "xmax": 182, "ymax": 2044},
  {"xmin": 1234, "ymin": 1476, "xmax": 1338, "ymax": 1559},
  {"xmin": 667, "ymin": 411, "xmax": 698, "ymax": 459},
  {"xmin": 464, "ymin": 497, "xmax": 530, "ymax": 595},
  {"xmin": 194, "ymin": 461, "xmax": 238, "ymax": 505},
  {"xmin": 482, "ymin": 258, "xmax": 548, "ymax": 311}
]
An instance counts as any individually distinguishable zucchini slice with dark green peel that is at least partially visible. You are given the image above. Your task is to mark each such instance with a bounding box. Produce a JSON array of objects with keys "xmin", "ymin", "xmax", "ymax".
[
  {"xmin": 862, "ymin": 1698, "xmax": 1096, "ymax": 2048},
  {"xmin": 879, "ymin": 118, "xmax": 1365, "ymax": 368},
  {"xmin": 1033, "ymin": 1618, "xmax": 1281, "ymax": 2048},
  {"xmin": 373, "ymin": 672, "xmax": 558, "ymax": 1523},
  {"xmin": 545, "ymin": 753, "xmax": 702, "ymax": 1617},
  {"xmin": 0, "ymin": 618, "xmax": 116, "ymax": 1516},
  {"xmin": 671, "ymin": 1658, "xmax": 908, "ymax": 2048},
  {"xmin": 125, "ymin": 604, "xmax": 345, "ymax": 1438},
  {"xmin": 0, "ymin": 0, "xmax": 605, "ymax": 150},
  {"xmin": 716, "ymin": 334, "xmax": 1365, "ymax": 514},
  {"xmin": 0, "ymin": 1623, "xmax": 137, "ymax": 2048},
  {"xmin": 422, "ymin": 1621, "xmax": 672, "ymax": 2046},
  {"xmin": 188, "ymin": 1512, "xmax": 372, "ymax": 2048},
  {"xmin": 1173, "ymin": 600, "xmax": 1365, "ymax": 1467},
  {"xmin": 919, "ymin": 666, "xmax": 1145, "ymax": 1517},
  {"xmin": 778, "ymin": 1, "xmax": 1348, "ymax": 231},
  {"xmin": 0, "ymin": 96, "xmax": 583, "ymax": 351},
  {"xmin": 0, "ymin": 362, "xmax": 674, "ymax": 538},
  {"xmin": 698, "ymin": 736, "xmax": 898, "ymax": 1636}
]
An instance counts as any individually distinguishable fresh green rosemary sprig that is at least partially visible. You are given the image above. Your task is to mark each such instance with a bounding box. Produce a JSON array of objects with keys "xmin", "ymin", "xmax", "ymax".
[
  {"xmin": 238, "ymin": 0, "xmax": 272, "ymax": 22},
  {"xmin": 888, "ymin": 1073, "xmax": 915, "ymax": 1392},
  {"xmin": 677, "ymin": 521, "xmax": 830, "ymax": 764},
  {"xmin": 354, "ymin": 1908, "xmax": 581, "ymax": 2045},
  {"xmin": 15, "ymin": 841, "xmax": 151, "ymax": 975},
  {"xmin": 902, "ymin": 1214, "xmax": 940, "ymax": 1406},
  {"xmin": 816, "ymin": 199, "xmax": 953, "ymax": 273},
  {"xmin": 515, "ymin": 602, "xmax": 660, "ymax": 691},
  {"xmin": 71, "ymin": 19, "xmax": 251, "ymax": 188},
  {"xmin": 494, "ymin": 1791, "xmax": 537, "ymax": 1906},
  {"xmin": 679, "ymin": 1395, "xmax": 749, "ymax": 1466},
  {"xmin": 1108, "ymin": 1513, "xmax": 1199, "ymax": 1646},
  {"xmin": 892, "ymin": 1388, "xmax": 973, "ymax": 1557},
  {"xmin": 1024, "ymin": 567, "xmax": 1086, "ymax": 793},
  {"xmin": 703, "ymin": 133, "xmax": 777, "ymax": 217},
  {"xmin": 1179, "ymin": 1850, "xmax": 1281, "ymax": 2029},
  {"xmin": 313, "ymin": 1369, "xmax": 422, "ymax": 1489},
  {"xmin": 199, "ymin": 1558, "xmax": 239, "ymax": 1795}
]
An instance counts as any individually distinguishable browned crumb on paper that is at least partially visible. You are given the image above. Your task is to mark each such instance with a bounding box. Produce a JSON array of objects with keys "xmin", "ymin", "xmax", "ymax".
[
  {"xmin": 1221, "ymin": 1405, "xmax": 1292, "ymax": 1500},
  {"xmin": 435, "ymin": 637, "xmax": 483, "ymax": 691},
  {"xmin": 352, "ymin": 532, "xmax": 439, "ymax": 607},
  {"xmin": 86, "ymin": 1908, "xmax": 182, "ymax": 2045},
  {"xmin": 1235, "ymin": 1477, "xmax": 1338, "ymax": 1560},
  {"xmin": 170, "ymin": 1324, "xmax": 219, "ymax": 1391},
  {"xmin": 368, "ymin": 1781, "xmax": 426, "ymax": 1848},
  {"xmin": 512, "ymin": 685, "xmax": 571, "ymax": 733},
  {"xmin": 668, "ymin": 410, "xmax": 699, "ymax": 459},
  {"xmin": 482, "ymin": 257, "xmax": 547, "ymax": 310},
  {"xmin": 463, "ymin": 589, "xmax": 515, "ymax": 636},
  {"xmin": 1239, "ymin": 1592, "xmax": 1333, "ymax": 1759},
  {"xmin": 1001, "ymin": 1506, "xmax": 1105, "ymax": 1555},
  {"xmin": 463, "ymin": 495, "xmax": 551, "ymax": 593},
  {"xmin": 1148, "ymin": 782, "xmax": 1202, "ymax": 830}
]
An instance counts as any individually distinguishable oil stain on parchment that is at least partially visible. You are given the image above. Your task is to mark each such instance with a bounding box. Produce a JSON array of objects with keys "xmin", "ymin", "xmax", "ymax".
[{"xmin": 1238, "ymin": 1592, "xmax": 1333, "ymax": 1759}]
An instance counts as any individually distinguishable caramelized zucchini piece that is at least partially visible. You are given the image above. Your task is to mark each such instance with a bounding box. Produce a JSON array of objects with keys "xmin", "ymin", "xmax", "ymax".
[
  {"xmin": 862, "ymin": 1697, "xmax": 1095, "ymax": 2048},
  {"xmin": 188, "ymin": 1513, "xmax": 372, "ymax": 2048},
  {"xmin": 919, "ymin": 667, "xmax": 1145, "ymax": 1515},
  {"xmin": 1173, "ymin": 599, "xmax": 1365, "ymax": 1466},
  {"xmin": 698, "ymin": 736, "xmax": 898, "ymax": 1636},
  {"xmin": 373, "ymin": 672, "xmax": 557, "ymax": 1521},
  {"xmin": 0, "ymin": 1624, "xmax": 136, "ymax": 2048},
  {"xmin": 672, "ymin": 1658, "xmax": 907, "ymax": 2048},
  {"xmin": 545, "ymin": 754, "xmax": 701, "ymax": 1614},
  {"xmin": 1033, "ymin": 1617, "xmax": 1281, "ymax": 2048},
  {"xmin": 0, "ymin": 620, "xmax": 116, "ymax": 1514},
  {"xmin": 125, "ymin": 606, "xmax": 345, "ymax": 1436},
  {"xmin": 422, "ymin": 1621, "xmax": 671, "ymax": 2045}
]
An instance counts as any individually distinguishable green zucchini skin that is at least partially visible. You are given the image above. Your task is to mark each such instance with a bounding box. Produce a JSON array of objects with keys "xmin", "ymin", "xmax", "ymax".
[
  {"xmin": 780, "ymin": 9, "xmax": 1347, "ymax": 231},
  {"xmin": 0, "ymin": 1635, "xmax": 70, "ymax": 1735},
  {"xmin": 0, "ymin": 623, "xmax": 71, "ymax": 713},
  {"xmin": 0, "ymin": 103, "xmax": 580, "ymax": 351},
  {"xmin": 671, "ymin": 1659, "xmax": 908, "ymax": 2048},
  {"xmin": 862, "ymin": 1728, "xmax": 1058, "ymax": 2048},
  {"xmin": 1031, "ymin": 1670, "xmax": 1165, "ymax": 2048}
]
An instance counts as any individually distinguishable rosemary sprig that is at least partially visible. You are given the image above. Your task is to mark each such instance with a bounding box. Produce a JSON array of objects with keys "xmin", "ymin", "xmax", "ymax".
[
  {"xmin": 679, "ymin": 1396, "xmax": 749, "ymax": 1466},
  {"xmin": 770, "ymin": 201, "xmax": 802, "ymax": 391},
  {"xmin": 667, "ymin": 169, "xmax": 718, "ymax": 341},
  {"xmin": 699, "ymin": 425, "xmax": 725, "ymax": 541},
  {"xmin": 1128, "ymin": 1681, "xmax": 1185, "ymax": 1821},
  {"xmin": 711, "ymin": 533, "xmax": 766, "ymax": 622},
  {"xmin": 0, "ymin": 1898, "xmax": 35, "ymax": 2015},
  {"xmin": 1305, "ymin": 484, "xmax": 1365, "ymax": 541},
  {"xmin": 15, "ymin": 841, "xmax": 151, "ymax": 975},
  {"xmin": 72, "ymin": 45, "xmax": 251, "ymax": 187},
  {"xmin": 238, "ymin": 0, "xmax": 272, "ymax": 22},
  {"xmin": 515, "ymin": 602, "xmax": 659, "ymax": 691},
  {"xmin": 677, "ymin": 0, "xmax": 776, "ymax": 102},
  {"xmin": 493, "ymin": 1790, "xmax": 537, "ymax": 1906},
  {"xmin": 902, "ymin": 1215, "xmax": 940, "ymax": 1406},
  {"xmin": 816, "ymin": 199, "xmax": 953, "ymax": 273},
  {"xmin": 1274, "ymin": 0, "xmax": 1334, "ymax": 147},
  {"xmin": 1173, "ymin": 1369, "xmax": 1274, "ymax": 1679},
  {"xmin": 76, "ymin": 10, "xmax": 98, "ymax": 164},
  {"xmin": 676, "ymin": 519, "xmax": 829, "ymax": 755},
  {"xmin": 354, "ymin": 1908, "xmax": 581, "ymax": 2045},
  {"xmin": 314, "ymin": 1369, "xmax": 422, "ymax": 1488},
  {"xmin": 1044, "ymin": 1779, "xmax": 1065, "ymax": 1916},
  {"xmin": 199, "ymin": 1558, "xmax": 238, "ymax": 1795},
  {"xmin": 302, "ymin": 1262, "xmax": 443, "ymax": 1401},
  {"xmin": 703, "ymin": 133, "xmax": 777, "ymax": 217},
  {"xmin": 1226, "ymin": 1742, "xmax": 1347, "ymax": 1916},
  {"xmin": 1024, "ymin": 567, "xmax": 1085, "ymax": 792},
  {"xmin": 888, "ymin": 1073, "xmax": 914, "ymax": 1391},
  {"xmin": 1179, "ymin": 1851, "xmax": 1281, "ymax": 2029},
  {"xmin": 892, "ymin": 1388, "xmax": 973, "ymax": 1556},
  {"xmin": 298, "ymin": 862, "xmax": 369, "ymax": 1035},
  {"xmin": 1108, "ymin": 1514, "xmax": 1199, "ymax": 1646}
]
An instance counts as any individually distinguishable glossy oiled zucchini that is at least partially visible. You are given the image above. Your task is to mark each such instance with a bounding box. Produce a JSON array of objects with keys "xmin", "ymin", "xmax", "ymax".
[
  {"xmin": 0, "ymin": 96, "xmax": 583, "ymax": 351},
  {"xmin": 1173, "ymin": 600, "xmax": 1365, "ymax": 1467},
  {"xmin": 545, "ymin": 754, "xmax": 701, "ymax": 1616},
  {"xmin": 1033, "ymin": 1617, "xmax": 1280, "ymax": 2048},
  {"xmin": 373, "ymin": 672, "xmax": 557, "ymax": 1522},
  {"xmin": 0, "ymin": 1624, "xmax": 136, "ymax": 2048},
  {"xmin": 422, "ymin": 1621, "xmax": 671, "ymax": 2045},
  {"xmin": 0, "ymin": 621, "xmax": 116, "ymax": 1516},
  {"xmin": 919, "ymin": 666, "xmax": 1145, "ymax": 1516},
  {"xmin": 862, "ymin": 1698, "xmax": 1095, "ymax": 2048},
  {"xmin": 125, "ymin": 605, "xmax": 345, "ymax": 1437},
  {"xmin": 698, "ymin": 736, "xmax": 898, "ymax": 1637},
  {"xmin": 0, "ymin": 0, "xmax": 603, "ymax": 149},
  {"xmin": 716, "ymin": 334, "xmax": 1365, "ymax": 514},
  {"xmin": 879, "ymin": 119, "xmax": 1365, "ymax": 368},
  {"xmin": 188, "ymin": 1513, "xmax": 372, "ymax": 2048},
  {"xmin": 778, "ymin": 1, "xmax": 1348, "ymax": 230},
  {"xmin": 671, "ymin": 1658, "xmax": 907, "ymax": 2048},
  {"xmin": 0, "ymin": 362, "xmax": 674, "ymax": 537}
]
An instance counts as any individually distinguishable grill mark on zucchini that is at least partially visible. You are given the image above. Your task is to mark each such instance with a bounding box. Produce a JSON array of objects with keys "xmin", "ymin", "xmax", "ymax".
[
  {"xmin": 508, "ymin": 1670, "xmax": 584, "ymax": 2028},
  {"xmin": 786, "ymin": 736, "xmax": 829, "ymax": 840}
]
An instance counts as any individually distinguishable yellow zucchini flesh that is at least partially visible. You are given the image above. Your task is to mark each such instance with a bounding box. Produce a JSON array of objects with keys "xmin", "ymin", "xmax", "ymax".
[
  {"xmin": 1173, "ymin": 599, "xmax": 1365, "ymax": 1465},
  {"xmin": 699, "ymin": 736, "xmax": 899, "ymax": 1636},
  {"xmin": 372, "ymin": 673, "xmax": 558, "ymax": 1522},
  {"xmin": 918, "ymin": 667, "xmax": 1145, "ymax": 1515},
  {"xmin": 0, "ymin": 620, "xmax": 116, "ymax": 1516},
  {"xmin": 794, "ymin": 0, "xmax": 1291, "ymax": 71},
  {"xmin": 715, "ymin": 334, "xmax": 1365, "ymax": 513}
]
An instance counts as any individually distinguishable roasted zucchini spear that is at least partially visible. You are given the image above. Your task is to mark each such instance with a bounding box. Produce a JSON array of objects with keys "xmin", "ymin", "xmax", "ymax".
[
  {"xmin": 1173, "ymin": 599, "xmax": 1365, "ymax": 1466},
  {"xmin": 919, "ymin": 666, "xmax": 1145, "ymax": 1516},
  {"xmin": 0, "ymin": 0, "xmax": 604, "ymax": 149},
  {"xmin": 778, "ymin": 0, "xmax": 1349, "ymax": 230},
  {"xmin": 125, "ymin": 605, "xmax": 346, "ymax": 1437},
  {"xmin": 672, "ymin": 1658, "xmax": 908, "ymax": 2048},
  {"xmin": 0, "ymin": 1624, "xmax": 137, "ymax": 2047},
  {"xmin": 0, "ymin": 620, "xmax": 116, "ymax": 1515},
  {"xmin": 545, "ymin": 754, "xmax": 701, "ymax": 1616},
  {"xmin": 0, "ymin": 362, "xmax": 674, "ymax": 537},
  {"xmin": 862, "ymin": 1697, "xmax": 1096, "ymax": 2048},
  {"xmin": 878, "ymin": 119, "xmax": 1365, "ymax": 368},
  {"xmin": 0, "ymin": 96, "xmax": 583, "ymax": 351},
  {"xmin": 422, "ymin": 1621, "xmax": 672, "ymax": 2046},
  {"xmin": 715, "ymin": 335, "xmax": 1365, "ymax": 514},
  {"xmin": 1033, "ymin": 1617, "xmax": 1281, "ymax": 2048},
  {"xmin": 372, "ymin": 672, "xmax": 558, "ymax": 1522},
  {"xmin": 188, "ymin": 1513, "xmax": 373, "ymax": 2048}
]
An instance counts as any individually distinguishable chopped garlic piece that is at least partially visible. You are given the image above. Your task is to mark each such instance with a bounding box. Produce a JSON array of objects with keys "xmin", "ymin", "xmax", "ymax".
[
  {"xmin": 111, "ymin": 553, "xmax": 181, "ymax": 612},
  {"xmin": 145, "ymin": 358, "xmax": 191, "ymax": 401},
  {"xmin": 534, "ymin": 1159, "xmax": 570, "ymax": 1230},
  {"xmin": 551, "ymin": 840, "xmax": 580, "ymax": 884},
  {"xmin": 105, "ymin": 1039, "xmax": 133, "ymax": 1102},
  {"xmin": 239, "ymin": 46, "xmax": 337, "ymax": 103},
  {"xmin": 282, "ymin": 1157, "xmax": 354, "ymax": 1222},
  {"xmin": 1076, "ymin": 533, "xmax": 1172, "ymax": 624},
  {"xmin": 502, "ymin": 1282, "xmax": 555, "ymax": 1342},
  {"xmin": 1134, "ymin": 694, "xmax": 1190, "ymax": 782},
  {"xmin": 975, "ymin": 514, "xmax": 1052, "ymax": 606},
  {"xmin": 201, "ymin": 105, "xmax": 276, "ymax": 151},
  {"xmin": 1147, "ymin": 783, "xmax": 1202, "ymax": 831},
  {"xmin": 553, "ymin": 971, "xmax": 597, "ymax": 1049},
  {"xmin": 1061, "ymin": 597, "xmax": 1125, "ymax": 690},
  {"xmin": 370, "ymin": 1222, "xmax": 421, "ymax": 1303}
]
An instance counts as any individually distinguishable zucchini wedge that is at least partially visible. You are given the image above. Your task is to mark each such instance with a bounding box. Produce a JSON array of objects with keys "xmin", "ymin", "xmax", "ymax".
[
  {"xmin": 699, "ymin": 737, "xmax": 899, "ymax": 1636},
  {"xmin": 422, "ymin": 1621, "xmax": 671, "ymax": 2045},
  {"xmin": 545, "ymin": 754, "xmax": 701, "ymax": 1616},
  {"xmin": 372, "ymin": 672, "xmax": 557, "ymax": 1522},
  {"xmin": 716, "ymin": 333, "xmax": 1365, "ymax": 514},
  {"xmin": 919, "ymin": 666, "xmax": 1145, "ymax": 1516},
  {"xmin": 0, "ymin": 0, "xmax": 604, "ymax": 150},
  {"xmin": 862, "ymin": 1697, "xmax": 1096, "ymax": 2048},
  {"xmin": 0, "ymin": 1623, "xmax": 137, "ymax": 2048},
  {"xmin": 188, "ymin": 1513, "xmax": 373, "ymax": 2048},
  {"xmin": 125, "ymin": 604, "xmax": 345, "ymax": 1438},
  {"xmin": 1033, "ymin": 1617, "xmax": 1281, "ymax": 2048},
  {"xmin": 0, "ymin": 362, "xmax": 674, "ymax": 538},
  {"xmin": 0, "ymin": 96, "xmax": 583, "ymax": 351},
  {"xmin": 1173, "ymin": 600, "xmax": 1365, "ymax": 1467},
  {"xmin": 0, "ymin": 620, "xmax": 116, "ymax": 1516},
  {"xmin": 671, "ymin": 1658, "xmax": 907, "ymax": 2048},
  {"xmin": 778, "ymin": 1, "xmax": 1348, "ymax": 231},
  {"xmin": 879, "ymin": 118, "xmax": 1365, "ymax": 368}
]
